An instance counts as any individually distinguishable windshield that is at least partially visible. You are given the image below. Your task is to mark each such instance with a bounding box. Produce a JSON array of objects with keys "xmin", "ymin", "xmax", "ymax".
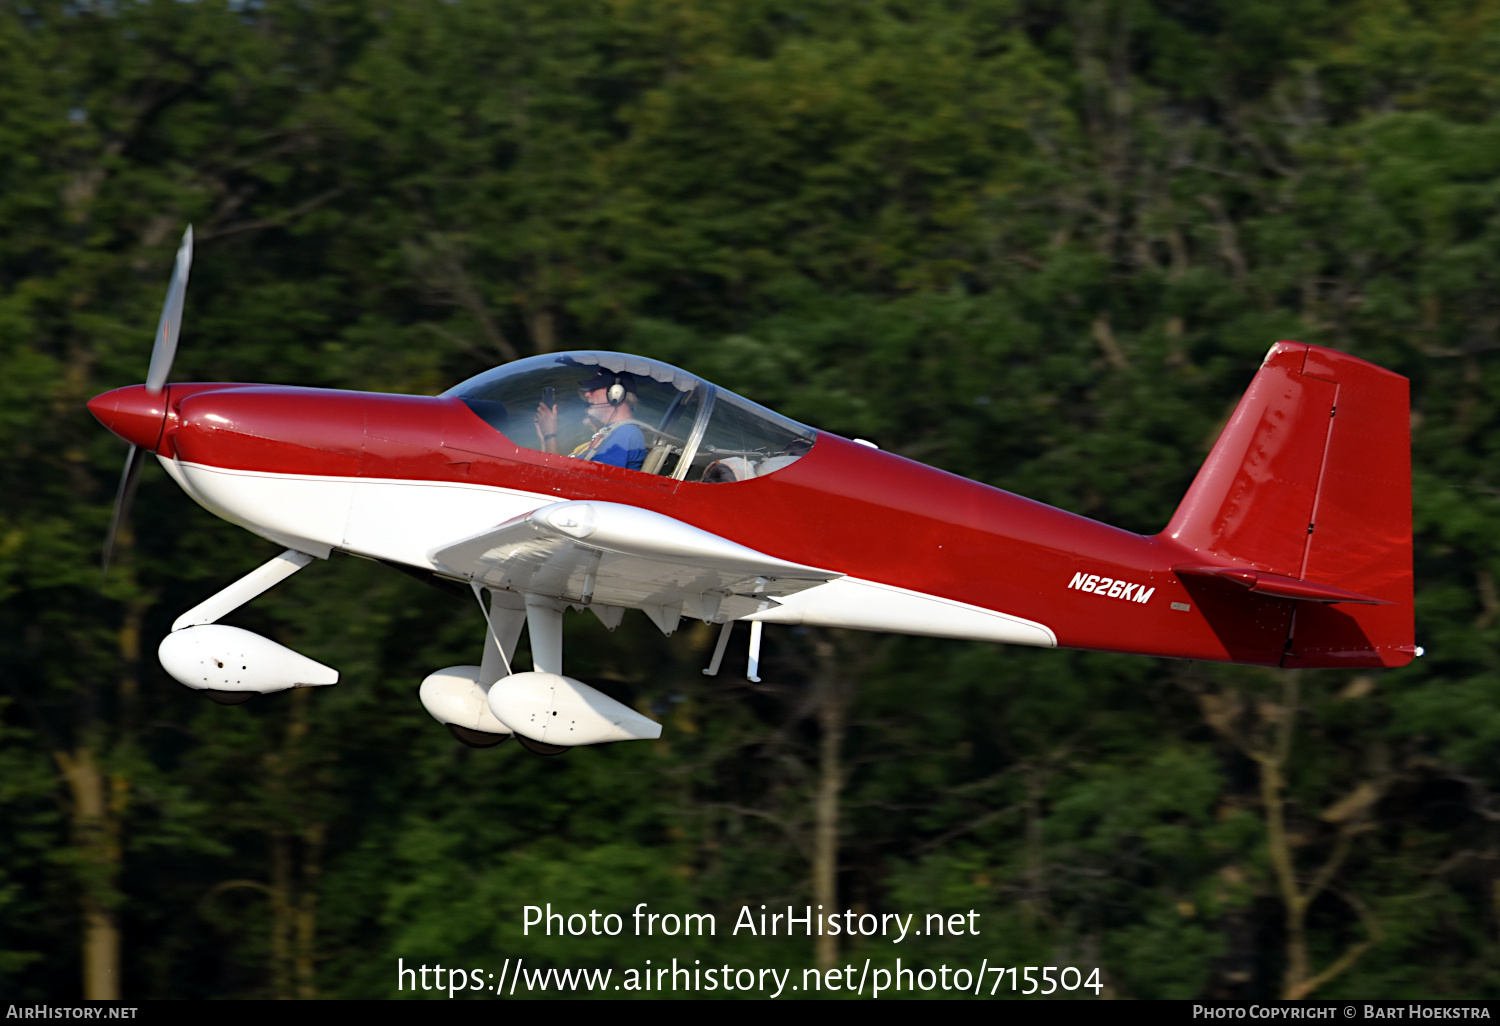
[{"xmin": 443, "ymin": 352, "xmax": 815, "ymax": 482}]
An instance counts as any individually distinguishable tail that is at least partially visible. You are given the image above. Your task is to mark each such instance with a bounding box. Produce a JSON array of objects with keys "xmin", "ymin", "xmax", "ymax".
[{"xmin": 1162, "ymin": 341, "xmax": 1414, "ymax": 668}]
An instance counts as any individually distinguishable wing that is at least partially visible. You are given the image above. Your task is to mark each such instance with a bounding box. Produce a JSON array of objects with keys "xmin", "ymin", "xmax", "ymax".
[{"xmin": 428, "ymin": 500, "xmax": 840, "ymax": 629}]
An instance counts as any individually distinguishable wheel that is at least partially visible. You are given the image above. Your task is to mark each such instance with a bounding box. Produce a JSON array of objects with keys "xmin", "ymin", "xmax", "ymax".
[
  {"xmin": 201, "ymin": 690, "xmax": 257, "ymax": 706},
  {"xmin": 446, "ymin": 723, "xmax": 511, "ymax": 749},
  {"xmin": 515, "ymin": 734, "xmax": 571, "ymax": 757}
]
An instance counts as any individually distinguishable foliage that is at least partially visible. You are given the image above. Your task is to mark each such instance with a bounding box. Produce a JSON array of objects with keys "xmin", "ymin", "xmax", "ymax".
[{"xmin": 3, "ymin": 0, "xmax": 1500, "ymax": 999}]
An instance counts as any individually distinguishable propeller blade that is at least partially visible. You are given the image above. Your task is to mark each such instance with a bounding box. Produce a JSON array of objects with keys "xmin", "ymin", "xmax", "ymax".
[
  {"xmin": 102, "ymin": 444, "xmax": 144, "ymax": 576},
  {"xmin": 144, "ymin": 225, "xmax": 193, "ymax": 395},
  {"xmin": 104, "ymin": 225, "xmax": 192, "ymax": 578}
]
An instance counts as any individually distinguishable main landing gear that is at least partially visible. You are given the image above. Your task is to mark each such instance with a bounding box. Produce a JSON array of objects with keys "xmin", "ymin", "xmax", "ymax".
[
  {"xmin": 417, "ymin": 588, "xmax": 662, "ymax": 756},
  {"xmin": 156, "ymin": 551, "xmax": 663, "ymax": 756}
]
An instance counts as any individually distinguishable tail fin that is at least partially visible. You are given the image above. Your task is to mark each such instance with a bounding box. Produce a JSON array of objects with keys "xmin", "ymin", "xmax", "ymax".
[{"xmin": 1163, "ymin": 342, "xmax": 1414, "ymax": 668}]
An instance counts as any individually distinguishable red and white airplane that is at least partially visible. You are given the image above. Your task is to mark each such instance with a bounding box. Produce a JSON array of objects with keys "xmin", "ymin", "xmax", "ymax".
[{"xmin": 89, "ymin": 230, "xmax": 1416, "ymax": 755}]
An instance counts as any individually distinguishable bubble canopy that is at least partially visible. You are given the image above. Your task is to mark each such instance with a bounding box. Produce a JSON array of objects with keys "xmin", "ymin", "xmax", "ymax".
[{"xmin": 441, "ymin": 352, "xmax": 816, "ymax": 482}]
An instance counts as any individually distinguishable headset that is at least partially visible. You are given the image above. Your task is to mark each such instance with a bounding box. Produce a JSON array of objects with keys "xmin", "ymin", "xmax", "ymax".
[{"xmin": 607, "ymin": 378, "xmax": 626, "ymax": 405}]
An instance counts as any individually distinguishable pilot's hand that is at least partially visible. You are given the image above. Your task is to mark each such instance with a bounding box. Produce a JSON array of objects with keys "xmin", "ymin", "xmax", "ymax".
[{"xmin": 534, "ymin": 402, "xmax": 559, "ymax": 449}]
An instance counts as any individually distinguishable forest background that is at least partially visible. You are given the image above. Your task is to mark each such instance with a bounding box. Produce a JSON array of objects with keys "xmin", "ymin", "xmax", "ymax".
[{"xmin": 3, "ymin": 0, "xmax": 1500, "ymax": 1002}]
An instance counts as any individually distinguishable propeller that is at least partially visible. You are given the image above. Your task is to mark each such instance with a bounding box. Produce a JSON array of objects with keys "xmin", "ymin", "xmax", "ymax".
[{"xmin": 102, "ymin": 226, "xmax": 192, "ymax": 576}]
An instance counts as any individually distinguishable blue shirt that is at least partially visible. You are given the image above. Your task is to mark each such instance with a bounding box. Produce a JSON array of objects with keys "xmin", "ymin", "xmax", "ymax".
[{"xmin": 586, "ymin": 423, "xmax": 647, "ymax": 471}]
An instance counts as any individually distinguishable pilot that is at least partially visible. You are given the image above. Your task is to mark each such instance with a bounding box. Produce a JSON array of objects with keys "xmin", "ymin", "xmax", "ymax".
[{"xmin": 534, "ymin": 370, "xmax": 649, "ymax": 471}]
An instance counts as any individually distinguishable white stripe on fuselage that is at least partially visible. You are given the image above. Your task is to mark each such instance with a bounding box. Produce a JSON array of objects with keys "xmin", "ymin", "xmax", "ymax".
[
  {"xmin": 745, "ymin": 577, "xmax": 1056, "ymax": 648},
  {"xmin": 158, "ymin": 458, "xmax": 1056, "ymax": 648},
  {"xmin": 161, "ymin": 456, "xmax": 544, "ymax": 565}
]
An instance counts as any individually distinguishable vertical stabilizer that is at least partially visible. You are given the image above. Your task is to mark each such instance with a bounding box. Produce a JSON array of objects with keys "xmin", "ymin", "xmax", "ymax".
[{"xmin": 1163, "ymin": 342, "xmax": 1413, "ymax": 668}]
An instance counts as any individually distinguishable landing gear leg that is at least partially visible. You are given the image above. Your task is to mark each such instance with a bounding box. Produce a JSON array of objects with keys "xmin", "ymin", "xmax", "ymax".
[
  {"xmin": 479, "ymin": 590, "xmax": 525, "ymax": 686},
  {"xmin": 514, "ymin": 594, "xmax": 570, "ymax": 756},
  {"xmin": 468, "ymin": 592, "xmax": 524, "ymax": 747},
  {"xmin": 523, "ymin": 594, "xmax": 564, "ymax": 675},
  {"xmin": 173, "ymin": 549, "xmax": 315, "ymax": 631},
  {"xmin": 702, "ymin": 620, "xmax": 733, "ymax": 676},
  {"xmin": 747, "ymin": 620, "xmax": 764, "ymax": 683},
  {"xmin": 417, "ymin": 587, "xmax": 525, "ymax": 747}
]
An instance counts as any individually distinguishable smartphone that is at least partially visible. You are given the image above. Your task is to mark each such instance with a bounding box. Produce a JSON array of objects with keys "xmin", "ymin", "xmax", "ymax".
[{"xmin": 543, "ymin": 386, "xmax": 555, "ymax": 407}]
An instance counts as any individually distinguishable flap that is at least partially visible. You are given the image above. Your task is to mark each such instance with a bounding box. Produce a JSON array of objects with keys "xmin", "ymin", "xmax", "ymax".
[
  {"xmin": 1174, "ymin": 565, "xmax": 1390, "ymax": 605},
  {"xmin": 429, "ymin": 500, "xmax": 840, "ymax": 623}
]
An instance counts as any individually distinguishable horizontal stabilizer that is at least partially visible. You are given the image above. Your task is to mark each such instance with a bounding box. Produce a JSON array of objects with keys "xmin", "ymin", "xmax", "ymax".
[{"xmin": 1173, "ymin": 565, "xmax": 1390, "ymax": 605}]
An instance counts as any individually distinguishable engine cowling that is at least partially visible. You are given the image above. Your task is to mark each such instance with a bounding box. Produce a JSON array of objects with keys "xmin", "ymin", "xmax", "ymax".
[
  {"xmin": 487, "ymin": 671, "xmax": 661, "ymax": 746},
  {"xmin": 158, "ymin": 625, "xmax": 338, "ymax": 695}
]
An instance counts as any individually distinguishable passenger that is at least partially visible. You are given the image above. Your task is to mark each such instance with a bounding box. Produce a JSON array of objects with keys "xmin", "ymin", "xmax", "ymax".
[{"xmin": 534, "ymin": 370, "xmax": 649, "ymax": 471}]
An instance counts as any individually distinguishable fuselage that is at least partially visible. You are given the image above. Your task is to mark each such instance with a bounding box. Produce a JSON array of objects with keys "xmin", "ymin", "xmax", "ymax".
[{"xmin": 89, "ymin": 379, "xmax": 1305, "ymax": 666}]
